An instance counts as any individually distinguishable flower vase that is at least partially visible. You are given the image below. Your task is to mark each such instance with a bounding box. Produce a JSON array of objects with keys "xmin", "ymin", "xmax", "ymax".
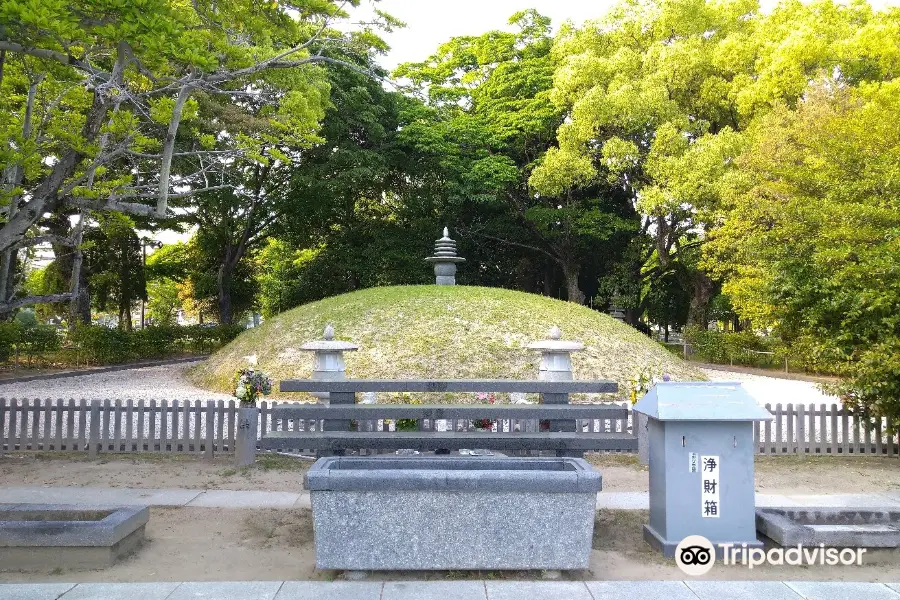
[{"xmin": 235, "ymin": 404, "xmax": 258, "ymax": 467}]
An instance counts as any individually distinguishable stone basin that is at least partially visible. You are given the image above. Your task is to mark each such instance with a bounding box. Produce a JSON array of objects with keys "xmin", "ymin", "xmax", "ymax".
[
  {"xmin": 0, "ymin": 504, "xmax": 149, "ymax": 570},
  {"xmin": 304, "ymin": 456, "xmax": 601, "ymax": 571}
]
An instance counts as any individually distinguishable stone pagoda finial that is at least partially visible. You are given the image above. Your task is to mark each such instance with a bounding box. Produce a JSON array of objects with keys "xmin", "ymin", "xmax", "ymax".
[{"xmin": 425, "ymin": 226, "xmax": 465, "ymax": 286}]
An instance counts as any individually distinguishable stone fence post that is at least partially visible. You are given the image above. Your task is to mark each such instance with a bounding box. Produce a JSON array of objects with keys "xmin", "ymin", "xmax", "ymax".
[{"xmin": 234, "ymin": 405, "xmax": 258, "ymax": 467}]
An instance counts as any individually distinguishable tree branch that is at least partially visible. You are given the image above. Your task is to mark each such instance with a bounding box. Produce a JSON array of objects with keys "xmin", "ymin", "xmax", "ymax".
[
  {"xmin": 0, "ymin": 293, "xmax": 72, "ymax": 314},
  {"xmin": 12, "ymin": 234, "xmax": 75, "ymax": 250},
  {"xmin": 157, "ymin": 77, "xmax": 196, "ymax": 217}
]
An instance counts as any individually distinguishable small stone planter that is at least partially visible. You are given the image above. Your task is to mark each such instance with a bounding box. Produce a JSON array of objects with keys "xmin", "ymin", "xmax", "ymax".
[
  {"xmin": 0, "ymin": 505, "xmax": 148, "ymax": 570},
  {"xmin": 305, "ymin": 456, "xmax": 602, "ymax": 571},
  {"xmin": 235, "ymin": 405, "xmax": 258, "ymax": 467}
]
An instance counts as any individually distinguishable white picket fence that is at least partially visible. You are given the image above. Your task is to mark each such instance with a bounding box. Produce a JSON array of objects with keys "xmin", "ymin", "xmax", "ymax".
[
  {"xmin": 0, "ymin": 398, "xmax": 897, "ymax": 457},
  {"xmin": 754, "ymin": 403, "xmax": 900, "ymax": 456}
]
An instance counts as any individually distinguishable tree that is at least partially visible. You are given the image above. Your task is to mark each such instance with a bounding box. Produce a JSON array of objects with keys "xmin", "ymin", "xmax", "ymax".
[
  {"xmin": 146, "ymin": 278, "xmax": 181, "ymax": 326},
  {"xmin": 0, "ymin": 0, "xmax": 398, "ymax": 313},
  {"xmin": 83, "ymin": 213, "xmax": 146, "ymax": 330},
  {"xmin": 705, "ymin": 79, "xmax": 900, "ymax": 426},
  {"xmin": 396, "ymin": 10, "xmax": 638, "ymax": 304},
  {"xmin": 529, "ymin": 0, "xmax": 893, "ymax": 323}
]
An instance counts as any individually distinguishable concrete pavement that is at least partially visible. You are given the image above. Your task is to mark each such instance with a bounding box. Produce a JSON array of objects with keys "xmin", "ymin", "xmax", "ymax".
[
  {"xmin": 4, "ymin": 580, "xmax": 900, "ymax": 600},
  {"xmin": 4, "ymin": 486, "xmax": 900, "ymax": 510}
]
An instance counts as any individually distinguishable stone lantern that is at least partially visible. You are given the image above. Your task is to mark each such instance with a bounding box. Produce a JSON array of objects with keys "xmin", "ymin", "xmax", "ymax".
[
  {"xmin": 425, "ymin": 227, "xmax": 465, "ymax": 285},
  {"xmin": 299, "ymin": 324, "xmax": 358, "ymax": 404},
  {"xmin": 527, "ymin": 326, "xmax": 584, "ymax": 382},
  {"xmin": 528, "ymin": 327, "xmax": 585, "ymax": 440}
]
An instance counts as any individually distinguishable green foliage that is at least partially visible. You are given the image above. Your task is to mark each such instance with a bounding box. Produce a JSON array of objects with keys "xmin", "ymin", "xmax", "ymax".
[
  {"xmin": 705, "ymin": 76, "xmax": 900, "ymax": 424},
  {"xmin": 0, "ymin": 320, "xmax": 60, "ymax": 365},
  {"xmin": 146, "ymin": 278, "xmax": 182, "ymax": 326},
  {"xmin": 395, "ymin": 10, "xmax": 640, "ymax": 303},
  {"xmin": 84, "ymin": 214, "xmax": 147, "ymax": 330},
  {"xmin": 70, "ymin": 324, "xmax": 243, "ymax": 364},
  {"xmin": 0, "ymin": 322, "xmax": 20, "ymax": 362},
  {"xmin": 684, "ymin": 327, "xmax": 774, "ymax": 366},
  {"xmin": 17, "ymin": 325, "xmax": 61, "ymax": 363},
  {"xmin": 14, "ymin": 309, "xmax": 37, "ymax": 328}
]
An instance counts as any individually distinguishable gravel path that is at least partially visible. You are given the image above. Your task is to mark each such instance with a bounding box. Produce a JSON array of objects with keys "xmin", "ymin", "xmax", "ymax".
[
  {"xmin": 0, "ymin": 361, "xmax": 229, "ymax": 402},
  {"xmin": 701, "ymin": 367, "xmax": 841, "ymax": 407},
  {"xmin": 0, "ymin": 361, "xmax": 839, "ymax": 407}
]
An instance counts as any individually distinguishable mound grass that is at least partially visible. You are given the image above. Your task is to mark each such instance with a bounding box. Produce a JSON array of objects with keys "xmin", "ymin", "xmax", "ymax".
[{"xmin": 189, "ymin": 285, "xmax": 705, "ymax": 401}]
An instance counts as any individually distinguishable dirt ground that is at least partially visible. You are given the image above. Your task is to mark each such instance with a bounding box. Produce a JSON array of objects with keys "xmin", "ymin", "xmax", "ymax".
[
  {"xmin": 3, "ymin": 507, "xmax": 900, "ymax": 583},
  {"xmin": 0, "ymin": 452, "xmax": 312, "ymax": 492},
  {"xmin": 3, "ymin": 453, "xmax": 900, "ymax": 495},
  {"xmin": 586, "ymin": 454, "xmax": 900, "ymax": 494}
]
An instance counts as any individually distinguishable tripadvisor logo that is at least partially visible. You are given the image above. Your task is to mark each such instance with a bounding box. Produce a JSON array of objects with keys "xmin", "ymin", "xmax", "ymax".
[
  {"xmin": 675, "ymin": 535, "xmax": 716, "ymax": 576},
  {"xmin": 675, "ymin": 535, "xmax": 868, "ymax": 575}
]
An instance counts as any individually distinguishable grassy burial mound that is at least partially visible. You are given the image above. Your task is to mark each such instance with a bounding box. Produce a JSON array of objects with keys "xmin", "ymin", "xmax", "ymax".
[{"xmin": 189, "ymin": 285, "xmax": 705, "ymax": 400}]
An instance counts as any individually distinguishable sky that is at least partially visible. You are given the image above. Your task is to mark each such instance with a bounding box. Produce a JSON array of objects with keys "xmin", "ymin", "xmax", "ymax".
[
  {"xmin": 355, "ymin": 0, "xmax": 900, "ymax": 71},
  {"xmin": 354, "ymin": 0, "xmax": 611, "ymax": 70}
]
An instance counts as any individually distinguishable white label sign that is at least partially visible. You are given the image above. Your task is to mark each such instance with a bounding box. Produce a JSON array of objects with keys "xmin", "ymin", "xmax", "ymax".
[
  {"xmin": 689, "ymin": 452, "xmax": 699, "ymax": 473},
  {"xmin": 700, "ymin": 455, "xmax": 720, "ymax": 519}
]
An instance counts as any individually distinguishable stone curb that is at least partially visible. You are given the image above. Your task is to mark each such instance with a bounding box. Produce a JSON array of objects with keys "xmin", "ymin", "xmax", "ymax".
[{"xmin": 2, "ymin": 487, "xmax": 900, "ymax": 512}]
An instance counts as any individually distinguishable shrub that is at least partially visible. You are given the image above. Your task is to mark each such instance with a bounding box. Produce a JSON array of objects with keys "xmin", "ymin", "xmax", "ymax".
[
  {"xmin": 684, "ymin": 327, "xmax": 778, "ymax": 367},
  {"xmin": 71, "ymin": 325, "xmax": 131, "ymax": 365},
  {"xmin": 0, "ymin": 322, "xmax": 22, "ymax": 362},
  {"xmin": 18, "ymin": 325, "xmax": 61, "ymax": 363},
  {"xmin": 67, "ymin": 323, "xmax": 244, "ymax": 365},
  {"xmin": 130, "ymin": 325, "xmax": 182, "ymax": 359}
]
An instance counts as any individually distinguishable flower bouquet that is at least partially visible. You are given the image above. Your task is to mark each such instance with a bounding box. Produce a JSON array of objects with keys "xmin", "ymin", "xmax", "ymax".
[
  {"xmin": 233, "ymin": 368, "xmax": 273, "ymax": 407},
  {"xmin": 471, "ymin": 392, "xmax": 496, "ymax": 431},
  {"xmin": 629, "ymin": 370, "xmax": 672, "ymax": 404}
]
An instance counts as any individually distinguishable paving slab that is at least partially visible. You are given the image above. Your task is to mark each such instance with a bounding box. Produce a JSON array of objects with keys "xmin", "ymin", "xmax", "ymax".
[
  {"xmin": 274, "ymin": 581, "xmax": 382, "ymax": 600},
  {"xmin": 293, "ymin": 493, "xmax": 311, "ymax": 509},
  {"xmin": 166, "ymin": 581, "xmax": 283, "ymax": 600},
  {"xmin": 787, "ymin": 494, "xmax": 900, "ymax": 508},
  {"xmin": 784, "ymin": 581, "xmax": 900, "ymax": 600},
  {"xmin": 383, "ymin": 581, "xmax": 486, "ymax": 600},
  {"xmin": 755, "ymin": 494, "xmax": 802, "ymax": 508},
  {"xmin": 58, "ymin": 582, "xmax": 180, "ymax": 600},
  {"xmin": 685, "ymin": 580, "xmax": 802, "ymax": 600},
  {"xmin": 586, "ymin": 580, "xmax": 700, "ymax": 600},
  {"xmin": 186, "ymin": 491, "xmax": 300, "ymax": 509},
  {"xmin": 484, "ymin": 581, "xmax": 592, "ymax": 600},
  {"xmin": 0, "ymin": 583, "xmax": 77, "ymax": 600},
  {"xmin": 875, "ymin": 492, "xmax": 900, "ymax": 504},
  {"xmin": 0, "ymin": 487, "xmax": 201, "ymax": 507},
  {"xmin": 596, "ymin": 492, "xmax": 649, "ymax": 510},
  {"xmin": 886, "ymin": 584, "xmax": 900, "ymax": 594}
]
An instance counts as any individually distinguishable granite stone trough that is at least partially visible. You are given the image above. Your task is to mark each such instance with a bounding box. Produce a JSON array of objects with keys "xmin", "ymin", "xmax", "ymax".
[
  {"xmin": 304, "ymin": 456, "xmax": 602, "ymax": 571},
  {"xmin": 757, "ymin": 507, "xmax": 900, "ymax": 547},
  {"xmin": 0, "ymin": 504, "xmax": 149, "ymax": 570}
]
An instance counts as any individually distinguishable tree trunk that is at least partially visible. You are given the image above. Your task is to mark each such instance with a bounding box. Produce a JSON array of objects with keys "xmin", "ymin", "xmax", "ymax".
[
  {"xmin": 561, "ymin": 262, "xmax": 585, "ymax": 305},
  {"xmin": 687, "ymin": 271, "xmax": 714, "ymax": 329},
  {"xmin": 217, "ymin": 262, "xmax": 234, "ymax": 326},
  {"xmin": 664, "ymin": 324, "xmax": 670, "ymax": 343},
  {"xmin": 67, "ymin": 211, "xmax": 89, "ymax": 332}
]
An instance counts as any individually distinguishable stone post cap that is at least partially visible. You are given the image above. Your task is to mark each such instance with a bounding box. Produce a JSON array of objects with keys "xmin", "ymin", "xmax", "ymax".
[
  {"xmin": 299, "ymin": 324, "xmax": 359, "ymax": 351},
  {"xmin": 527, "ymin": 326, "xmax": 585, "ymax": 352}
]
